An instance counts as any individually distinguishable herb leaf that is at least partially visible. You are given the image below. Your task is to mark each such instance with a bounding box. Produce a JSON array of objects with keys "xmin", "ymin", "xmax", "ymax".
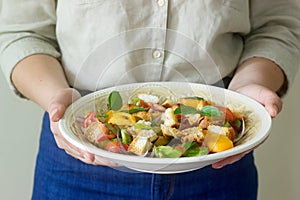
[
  {"xmin": 200, "ymin": 105, "xmax": 221, "ymax": 117},
  {"xmin": 184, "ymin": 96, "xmax": 204, "ymax": 100},
  {"xmin": 183, "ymin": 144, "xmax": 209, "ymax": 157},
  {"xmin": 121, "ymin": 107, "xmax": 149, "ymax": 114},
  {"xmin": 174, "ymin": 105, "xmax": 200, "ymax": 115},
  {"xmin": 108, "ymin": 91, "xmax": 123, "ymax": 111},
  {"xmin": 134, "ymin": 123, "xmax": 152, "ymax": 130},
  {"xmin": 96, "ymin": 113, "xmax": 108, "ymax": 118},
  {"xmin": 154, "ymin": 146, "xmax": 182, "ymax": 158}
]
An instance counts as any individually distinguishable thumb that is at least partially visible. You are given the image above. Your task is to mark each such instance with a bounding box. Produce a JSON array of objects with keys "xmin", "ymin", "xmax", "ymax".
[
  {"xmin": 48, "ymin": 88, "xmax": 81, "ymax": 122},
  {"xmin": 48, "ymin": 103, "xmax": 66, "ymax": 122},
  {"xmin": 260, "ymin": 89, "xmax": 282, "ymax": 118},
  {"xmin": 264, "ymin": 97, "xmax": 282, "ymax": 118}
]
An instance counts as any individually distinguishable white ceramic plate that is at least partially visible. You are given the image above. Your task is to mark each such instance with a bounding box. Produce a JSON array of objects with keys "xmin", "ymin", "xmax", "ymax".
[{"xmin": 59, "ymin": 82, "xmax": 272, "ymax": 174}]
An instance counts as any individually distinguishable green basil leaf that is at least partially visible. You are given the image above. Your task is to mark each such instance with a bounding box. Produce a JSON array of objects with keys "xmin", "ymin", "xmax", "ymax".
[
  {"xmin": 105, "ymin": 123, "xmax": 119, "ymax": 135},
  {"xmin": 183, "ymin": 143, "xmax": 209, "ymax": 157},
  {"xmin": 183, "ymin": 141, "xmax": 196, "ymax": 150},
  {"xmin": 108, "ymin": 91, "xmax": 123, "ymax": 111},
  {"xmin": 96, "ymin": 113, "xmax": 108, "ymax": 118},
  {"xmin": 98, "ymin": 140, "xmax": 110, "ymax": 149},
  {"xmin": 224, "ymin": 120, "xmax": 231, "ymax": 127},
  {"xmin": 134, "ymin": 123, "xmax": 152, "ymax": 130},
  {"xmin": 154, "ymin": 146, "xmax": 182, "ymax": 158},
  {"xmin": 200, "ymin": 105, "xmax": 221, "ymax": 117},
  {"xmin": 234, "ymin": 119, "xmax": 242, "ymax": 128},
  {"xmin": 130, "ymin": 97, "xmax": 140, "ymax": 106},
  {"xmin": 174, "ymin": 105, "xmax": 200, "ymax": 115},
  {"xmin": 120, "ymin": 129, "xmax": 132, "ymax": 144},
  {"xmin": 125, "ymin": 107, "xmax": 149, "ymax": 114},
  {"xmin": 184, "ymin": 96, "xmax": 204, "ymax": 100}
]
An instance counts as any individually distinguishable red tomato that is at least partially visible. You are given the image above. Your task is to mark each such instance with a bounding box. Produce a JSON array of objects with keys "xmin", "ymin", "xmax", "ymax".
[
  {"xmin": 229, "ymin": 127, "xmax": 236, "ymax": 141},
  {"xmin": 139, "ymin": 100, "xmax": 151, "ymax": 108},
  {"xmin": 225, "ymin": 108, "xmax": 237, "ymax": 122},
  {"xmin": 96, "ymin": 123, "xmax": 115, "ymax": 142},
  {"xmin": 83, "ymin": 111, "xmax": 99, "ymax": 128},
  {"xmin": 105, "ymin": 141, "xmax": 128, "ymax": 153},
  {"xmin": 175, "ymin": 114, "xmax": 183, "ymax": 122},
  {"xmin": 216, "ymin": 106, "xmax": 237, "ymax": 122},
  {"xmin": 97, "ymin": 134, "xmax": 116, "ymax": 143}
]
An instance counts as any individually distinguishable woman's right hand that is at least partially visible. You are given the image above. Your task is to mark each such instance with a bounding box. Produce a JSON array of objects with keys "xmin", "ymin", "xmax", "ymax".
[{"xmin": 47, "ymin": 88, "xmax": 119, "ymax": 166}]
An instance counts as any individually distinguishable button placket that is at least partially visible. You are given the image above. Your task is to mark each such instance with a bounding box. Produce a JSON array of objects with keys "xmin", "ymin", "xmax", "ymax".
[{"xmin": 151, "ymin": 0, "xmax": 168, "ymax": 77}]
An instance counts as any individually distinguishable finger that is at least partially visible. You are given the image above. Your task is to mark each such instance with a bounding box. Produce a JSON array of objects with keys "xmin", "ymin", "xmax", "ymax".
[
  {"xmin": 94, "ymin": 155, "xmax": 120, "ymax": 166},
  {"xmin": 58, "ymin": 137, "xmax": 119, "ymax": 166},
  {"xmin": 252, "ymin": 87, "xmax": 282, "ymax": 118},
  {"xmin": 211, "ymin": 137, "xmax": 268, "ymax": 169},
  {"xmin": 67, "ymin": 149, "xmax": 95, "ymax": 164},
  {"xmin": 49, "ymin": 103, "xmax": 66, "ymax": 122},
  {"xmin": 51, "ymin": 122, "xmax": 95, "ymax": 162},
  {"xmin": 56, "ymin": 135, "xmax": 96, "ymax": 164},
  {"xmin": 48, "ymin": 88, "xmax": 81, "ymax": 122},
  {"xmin": 65, "ymin": 145, "xmax": 119, "ymax": 166},
  {"xmin": 51, "ymin": 88, "xmax": 81, "ymax": 107},
  {"xmin": 264, "ymin": 97, "xmax": 282, "ymax": 118},
  {"xmin": 212, "ymin": 149, "xmax": 253, "ymax": 169}
]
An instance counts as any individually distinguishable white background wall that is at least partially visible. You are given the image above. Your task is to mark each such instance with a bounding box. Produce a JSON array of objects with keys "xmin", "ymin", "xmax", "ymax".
[
  {"xmin": 0, "ymin": 71, "xmax": 300, "ymax": 200},
  {"xmin": 255, "ymin": 70, "xmax": 300, "ymax": 200},
  {"xmin": 0, "ymin": 75, "xmax": 43, "ymax": 199}
]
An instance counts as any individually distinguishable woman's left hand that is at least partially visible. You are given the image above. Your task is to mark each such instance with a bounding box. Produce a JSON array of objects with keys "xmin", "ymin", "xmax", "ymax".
[{"xmin": 211, "ymin": 83, "xmax": 282, "ymax": 169}]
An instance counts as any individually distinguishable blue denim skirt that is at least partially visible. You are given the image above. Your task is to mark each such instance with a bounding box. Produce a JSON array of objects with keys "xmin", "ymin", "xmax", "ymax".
[{"xmin": 32, "ymin": 113, "xmax": 258, "ymax": 200}]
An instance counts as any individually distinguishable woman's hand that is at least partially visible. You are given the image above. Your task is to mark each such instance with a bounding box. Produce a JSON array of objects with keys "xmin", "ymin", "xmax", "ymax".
[
  {"xmin": 11, "ymin": 55, "xmax": 118, "ymax": 166},
  {"xmin": 47, "ymin": 88, "xmax": 119, "ymax": 166},
  {"xmin": 212, "ymin": 57, "xmax": 285, "ymax": 169},
  {"xmin": 212, "ymin": 84, "xmax": 282, "ymax": 169},
  {"xmin": 232, "ymin": 84, "xmax": 282, "ymax": 117}
]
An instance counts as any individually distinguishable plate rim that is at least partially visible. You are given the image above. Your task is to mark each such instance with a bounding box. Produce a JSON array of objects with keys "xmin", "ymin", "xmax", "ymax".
[{"xmin": 59, "ymin": 82, "xmax": 272, "ymax": 166}]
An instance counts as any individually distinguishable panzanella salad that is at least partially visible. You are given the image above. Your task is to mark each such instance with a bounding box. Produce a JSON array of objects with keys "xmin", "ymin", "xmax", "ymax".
[{"xmin": 78, "ymin": 91, "xmax": 245, "ymax": 158}]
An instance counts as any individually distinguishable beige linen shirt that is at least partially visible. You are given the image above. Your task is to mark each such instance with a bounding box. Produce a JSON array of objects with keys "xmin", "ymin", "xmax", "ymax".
[{"xmin": 1, "ymin": 0, "xmax": 300, "ymax": 92}]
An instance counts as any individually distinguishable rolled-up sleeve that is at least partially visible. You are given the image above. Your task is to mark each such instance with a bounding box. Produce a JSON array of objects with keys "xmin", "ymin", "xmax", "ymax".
[
  {"xmin": 241, "ymin": 0, "xmax": 300, "ymax": 85},
  {"xmin": 0, "ymin": 0, "xmax": 60, "ymax": 93}
]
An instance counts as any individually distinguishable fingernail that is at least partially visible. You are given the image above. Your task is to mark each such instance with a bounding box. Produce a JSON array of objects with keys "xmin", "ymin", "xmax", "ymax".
[
  {"xmin": 213, "ymin": 163, "xmax": 223, "ymax": 169},
  {"xmin": 83, "ymin": 154, "xmax": 94, "ymax": 162},
  {"xmin": 83, "ymin": 155, "xmax": 91, "ymax": 163},
  {"xmin": 271, "ymin": 104, "xmax": 279, "ymax": 117},
  {"xmin": 49, "ymin": 108, "xmax": 58, "ymax": 120}
]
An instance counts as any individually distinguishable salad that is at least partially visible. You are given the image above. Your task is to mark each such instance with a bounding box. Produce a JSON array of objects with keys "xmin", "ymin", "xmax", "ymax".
[{"xmin": 78, "ymin": 90, "xmax": 245, "ymax": 158}]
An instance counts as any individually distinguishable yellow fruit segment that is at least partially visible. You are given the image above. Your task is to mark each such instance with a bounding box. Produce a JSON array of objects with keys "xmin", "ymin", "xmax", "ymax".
[
  {"xmin": 178, "ymin": 98, "xmax": 207, "ymax": 109},
  {"xmin": 107, "ymin": 110, "xmax": 136, "ymax": 126},
  {"xmin": 204, "ymin": 132, "xmax": 233, "ymax": 153}
]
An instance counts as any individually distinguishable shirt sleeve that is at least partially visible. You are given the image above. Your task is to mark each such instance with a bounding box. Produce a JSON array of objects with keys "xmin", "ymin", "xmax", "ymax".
[
  {"xmin": 0, "ymin": 0, "xmax": 60, "ymax": 95},
  {"xmin": 240, "ymin": 0, "xmax": 300, "ymax": 87}
]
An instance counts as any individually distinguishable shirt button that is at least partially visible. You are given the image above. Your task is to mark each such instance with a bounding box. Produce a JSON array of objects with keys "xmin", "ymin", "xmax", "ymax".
[
  {"xmin": 153, "ymin": 50, "xmax": 162, "ymax": 58},
  {"xmin": 156, "ymin": 0, "xmax": 165, "ymax": 7}
]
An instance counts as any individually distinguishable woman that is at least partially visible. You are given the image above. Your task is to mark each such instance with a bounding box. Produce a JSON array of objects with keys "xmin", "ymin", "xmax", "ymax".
[{"xmin": 1, "ymin": 0, "xmax": 300, "ymax": 199}]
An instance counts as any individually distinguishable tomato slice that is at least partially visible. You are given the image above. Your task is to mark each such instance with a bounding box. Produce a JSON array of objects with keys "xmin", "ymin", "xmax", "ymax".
[
  {"xmin": 229, "ymin": 127, "xmax": 236, "ymax": 141},
  {"xmin": 97, "ymin": 134, "xmax": 116, "ymax": 143},
  {"xmin": 96, "ymin": 123, "xmax": 116, "ymax": 142},
  {"xmin": 216, "ymin": 106, "xmax": 237, "ymax": 122},
  {"xmin": 84, "ymin": 111, "xmax": 99, "ymax": 128},
  {"xmin": 139, "ymin": 99, "xmax": 151, "ymax": 108},
  {"xmin": 105, "ymin": 141, "xmax": 128, "ymax": 153},
  {"xmin": 175, "ymin": 114, "xmax": 183, "ymax": 122}
]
